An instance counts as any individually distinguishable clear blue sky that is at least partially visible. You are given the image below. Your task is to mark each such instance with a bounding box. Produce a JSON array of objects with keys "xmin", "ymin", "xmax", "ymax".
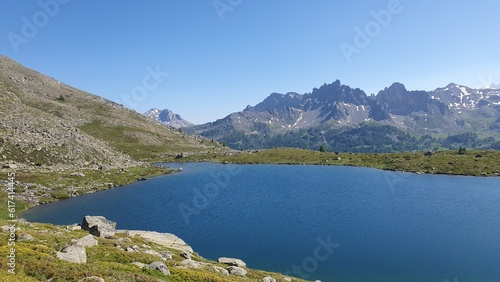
[{"xmin": 2, "ymin": 0, "xmax": 500, "ymax": 124}]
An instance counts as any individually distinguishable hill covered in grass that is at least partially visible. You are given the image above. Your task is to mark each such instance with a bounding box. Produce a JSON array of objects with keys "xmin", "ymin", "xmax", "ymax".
[
  {"xmin": 0, "ymin": 55, "xmax": 230, "ymax": 171},
  {"xmin": 207, "ymin": 147, "xmax": 500, "ymax": 177},
  {"xmin": 0, "ymin": 55, "xmax": 235, "ymax": 206}
]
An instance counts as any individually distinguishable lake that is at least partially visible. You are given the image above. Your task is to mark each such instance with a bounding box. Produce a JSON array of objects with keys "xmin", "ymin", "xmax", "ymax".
[{"xmin": 22, "ymin": 163, "xmax": 500, "ymax": 281}]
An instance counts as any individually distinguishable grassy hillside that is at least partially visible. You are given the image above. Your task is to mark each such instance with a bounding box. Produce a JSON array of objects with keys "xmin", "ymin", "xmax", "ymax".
[
  {"xmin": 210, "ymin": 148, "xmax": 500, "ymax": 177},
  {"xmin": 0, "ymin": 219, "xmax": 304, "ymax": 282},
  {"xmin": 0, "ymin": 55, "xmax": 230, "ymax": 169},
  {"xmin": 0, "ymin": 56, "xmax": 303, "ymax": 281},
  {"xmin": 0, "ymin": 54, "xmax": 234, "ymax": 210}
]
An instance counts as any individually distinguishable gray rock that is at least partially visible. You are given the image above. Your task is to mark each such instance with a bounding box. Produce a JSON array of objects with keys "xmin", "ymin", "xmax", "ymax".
[
  {"xmin": 57, "ymin": 245, "xmax": 87, "ymax": 264},
  {"xmin": 161, "ymin": 251, "xmax": 173, "ymax": 260},
  {"xmin": 210, "ymin": 265, "xmax": 229, "ymax": 276},
  {"xmin": 424, "ymin": 151, "xmax": 435, "ymax": 156},
  {"xmin": 81, "ymin": 216, "xmax": 116, "ymax": 238},
  {"xmin": 180, "ymin": 259, "xmax": 204, "ymax": 269},
  {"xmin": 1, "ymin": 225, "xmax": 14, "ymax": 233},
  {"xmin": 283, "ymin": 278, "xmax": 292, "ymax": 282},
  {"xmin": 227, "ymin": 266, "xmax": 247, "ymax": 276},
  {"xmin": 148, "ymin": 261, "xmax": 171, "ymax": 276},
  {"xmin": 18, "ymin": 233, "xmax": 34, "ymax": 242},
  {"xmin": 126, "ymin": 230, "xmax": 193, "ymax": 253},
  {"xmin": 180, "ymin": 251, "xmax": 191, "ymax": 260},
  {"xmin": 2, "ymin": 163, "xmax": 17, "ymax": 169},
  {"xmin": 78, "ymin": 276, "xmax": 105, "ymax": 282},
  {"xmin": 76, "ymin": 235, "xmax": 98, "ymax": 247},
  {"xmin": 17, "ymin": 218, "xmax": 28, "ymax": 225},
  {"xmin": 218, "ymin": 257, "xmax": 246, "ymax": 267},
  {"xmin": 262, "ymin": 277, "xmax": 277, "ymax": 282},
  {"xmin": 70, "ymin": 172, "xmax": 85, "ymax": 177}
]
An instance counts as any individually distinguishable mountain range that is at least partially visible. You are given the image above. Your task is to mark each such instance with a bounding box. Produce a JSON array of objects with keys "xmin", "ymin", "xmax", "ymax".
[
  {"xmin": 144, "ymin": 108, "xmax": 193, "ymax": 128},
  {"xmin": 0, "ymin": 55, "xmax": 227, "ymax": 171},
  {"xmin": 179, "ymin": 80, "xmax": 500, "ymax": 152}
]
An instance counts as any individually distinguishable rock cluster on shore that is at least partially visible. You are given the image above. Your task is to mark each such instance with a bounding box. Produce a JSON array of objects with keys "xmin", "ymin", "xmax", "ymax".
[{"xmin": 48, "ymin": 215, "xmax": 297, "ymax": 281}]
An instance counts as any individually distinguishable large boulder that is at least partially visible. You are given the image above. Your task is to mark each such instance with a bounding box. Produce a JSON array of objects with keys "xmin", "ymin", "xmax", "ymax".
[
  {"xmin": 148, "ymin": 261, "xmax": 171, "ymax": 276},
  {"xmin": 227, "ymin": 266, "xmax": 247, "ymax": 276},
  {"xmin": 82, "ymin": 216, "xmax": 116, "ymax": 238},
  {"xmin": 126, "ymin": 230, "xmax": 193, "ymax": 253},
  {"xmin": 217, "ymin": 257, "xmax": 246, "ymax": 267},
  {"xmin": 57, "ymin": 245, "xmax": 87, "ymax": 264},
  {"xmin": 76, "ymin": 234, "xmax": 98, "ymax": 247}
]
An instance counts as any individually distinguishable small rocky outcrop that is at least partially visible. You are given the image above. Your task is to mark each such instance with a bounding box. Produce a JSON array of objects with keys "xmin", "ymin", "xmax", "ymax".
[
  {"xmin": 148, "ymin": 261, "xmax": 171, "ymax": 276},
  {"xmin": 180, "ymin": 259, "xmax": 204, "ymax": 269},
  {"xmin": 57, "ymin": 245, "xmax": 87, "ymax": 264},
  {"xmin": 210, "ymin": 265, "xmax": 229, "ymax": 276},
  {"xmin": 18, "ymin": 233, "xmax": 34, "ymax": 242},
  {"xmin": 218, "ymin": 257, "xmax": 246, "ymax": 267},
  {"xmin": 161, "ymin": 251, "xmax": 173, "ymax": 260},
  {"xmin": 180, "ymin": 251, "xmax": 191, "ymax": 260},
  {"xmin": 262, "ymin": 277, "xmax": 277, "ymax": 282},
  {"xmin": 126, "ymin": 230, "xmax": 193, "ymax": 253},
  {"xmin": 424, "ymin": 151, "xmax": 435, "ymax": 156},
  {"xmin": 75, "ymin": 234, "xmax": 98, "ymax": 247},
  {"xmin": 82, "ymin": 216, "xmax": 116, "ymax": 238},
  {"xmin": 227, "ymin": 266, "xmax": 247, "ymax": 276}
]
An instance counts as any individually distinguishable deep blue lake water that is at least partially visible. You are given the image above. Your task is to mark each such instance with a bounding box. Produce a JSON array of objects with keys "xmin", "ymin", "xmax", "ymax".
[{"xmin": 22, "ymin": 163, "xmax": 500, "ymax": 281}]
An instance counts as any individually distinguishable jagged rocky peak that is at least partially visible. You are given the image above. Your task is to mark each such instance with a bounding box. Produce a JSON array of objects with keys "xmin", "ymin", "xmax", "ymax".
[
  {"xmin": 144, "ymin": 108, "xmax": 193, "ymax": 128},
  {"xmin": 248, "ymin": 92, "xmax": 303, "ymax": 112},
  {"xmin": 308, "ymin": 80, "xmax": 368, "ymax": 106},
  {"xmin": 376, "ymin": 82, "xmax": 444, "ymax": 115}
]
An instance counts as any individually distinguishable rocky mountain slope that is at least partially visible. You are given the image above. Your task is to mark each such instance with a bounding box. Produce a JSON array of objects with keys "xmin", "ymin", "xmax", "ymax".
[
  {"xmin": 144, "ymin": 108, "xmax": 193, "ymax": 128},
  {"xmin": 186, "ymin": 80, "xmax": 500, "ymax": 151},
  {"xmin": 0, "ymin": 55, "xmax": 227, "ymax": 171}
]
